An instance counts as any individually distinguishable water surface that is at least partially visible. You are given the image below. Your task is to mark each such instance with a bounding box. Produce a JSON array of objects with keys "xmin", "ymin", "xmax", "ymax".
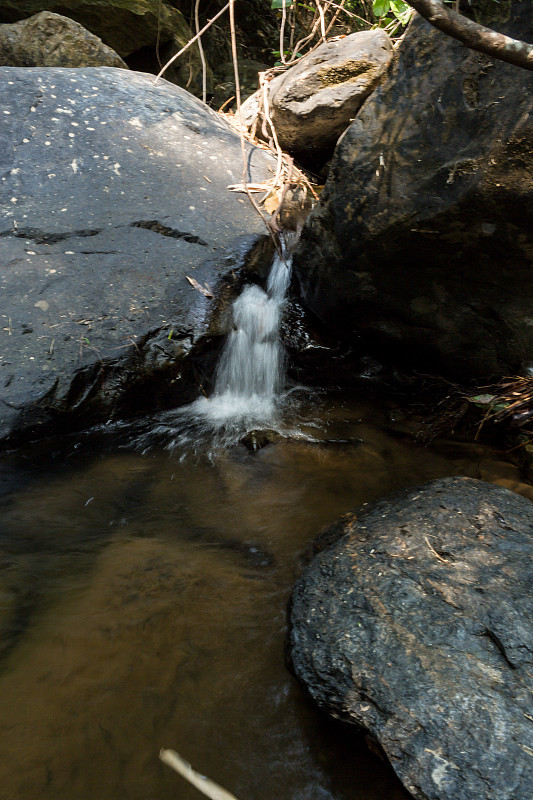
[{"xmin": 0, "ymin": 392, "xmax": 530, "ymax": 800}]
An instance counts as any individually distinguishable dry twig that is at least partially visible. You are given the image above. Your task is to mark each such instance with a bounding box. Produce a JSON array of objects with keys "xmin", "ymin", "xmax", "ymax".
[
  {"xmin": 194, "ymin": 0, "xmax": 208, "ymax": 103},
  {"xmin": 424, "ymin": 536, "xmax": 450, "ymax": 563},
  {"xmin": 160, "ymin": 749, "xmax": 241, "ymax": 800},
  {"xmin": 153, "ymin": 3, "xmax": 230, "ymax": 84}
]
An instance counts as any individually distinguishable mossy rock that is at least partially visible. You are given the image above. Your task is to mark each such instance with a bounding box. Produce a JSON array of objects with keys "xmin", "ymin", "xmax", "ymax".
[
  {"xmin": 0, "ymin": 1, "xmax": 192, "ymax": 57},
  {"xmin": 0, "ymin": 11, "xmax": 128, "ymax": 68}
]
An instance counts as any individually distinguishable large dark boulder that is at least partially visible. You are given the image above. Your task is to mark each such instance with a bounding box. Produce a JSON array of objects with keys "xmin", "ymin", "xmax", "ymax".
[
  {"xmin": 294, "ymin": 3, "xmax": 533, "ymax": 381},
  {"xmin": 0, "ymin": 67, "xmax": 275, "ymax": 448},
  {"xmin": 288, "ymin": 477, "xmax": 533, "ymax": 800},
  {"xmin": 0, "ymin": 11, "xmax": 127, "ymax": 68}
]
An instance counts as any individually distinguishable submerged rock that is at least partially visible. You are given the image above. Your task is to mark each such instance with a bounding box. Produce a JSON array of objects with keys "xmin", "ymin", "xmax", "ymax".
[
  {"xmin": 0, "ymin": 11, "xmax": 127, "ymax": 68},
  {"xmin": 242, "ymin": 30, "xmax": 392, "ymax": 170},
  {"xmin": 0, "ymin": 67, "xmax": 276, "ymax": 447},
  {"xmin": 288, "ymin": 476, "xmax": 533, "ymax": 800},
  {"xmin": 240, "ymin": 429, "xmax": 280, "ymax": 452},
  {"xmin": 294, "ymin": 4, "xmax": 533, "ymax": 380}
]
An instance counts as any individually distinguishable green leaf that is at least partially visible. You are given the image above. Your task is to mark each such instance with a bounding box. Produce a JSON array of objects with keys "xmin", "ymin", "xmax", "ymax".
[
  {"xmin": 467, "ymin": 394, "xmax": 510, "ymax": 413},
  {"xmin": 271, "ymin": 0, "xmax": 294, "ymax": 9},
  {"xmin": 390, "ymin": 0, "xmax": 412, "ymax": 24},
  {"xmin": 372, "ymin": 0, "xmax": 391, "ymax": 17},
  {"xmin": 469, "ymin": 394, "xmax": 496, "ymax": 404}
]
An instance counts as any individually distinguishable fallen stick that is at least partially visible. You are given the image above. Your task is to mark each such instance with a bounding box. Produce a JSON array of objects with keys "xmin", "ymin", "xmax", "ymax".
[
  {"xmin": 153, "ymin": 4, "xmax": 230, "ymax": 84},
  {"xmin": 159, "ymin": 749, "xmax": 242, "ymax": 800}
]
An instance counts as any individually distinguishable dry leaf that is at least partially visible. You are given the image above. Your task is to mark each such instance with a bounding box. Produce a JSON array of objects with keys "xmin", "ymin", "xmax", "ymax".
[
  {"xmin": 263, "ymin": 190, "xmax": 282, "ymax": 215},
  {"xmin": 186, "ymin": 275, "xmax": 214, "ymax": 298}
]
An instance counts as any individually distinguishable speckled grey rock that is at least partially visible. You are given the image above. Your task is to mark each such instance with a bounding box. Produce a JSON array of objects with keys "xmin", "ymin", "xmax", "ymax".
[
  {"xmin": 242, "ymin": 30, "xmax": 392, "ymax": 169},
  {"xmin": 288, "ymin": 476, "xmax": 533, "ymax": 800},
  {"xmin": 0, "ymin": 67, "xmax": 276, "ymax": 447},
  {"xmin": 0, "ymin": 12, "xmax": 127, "ymax": 68}
]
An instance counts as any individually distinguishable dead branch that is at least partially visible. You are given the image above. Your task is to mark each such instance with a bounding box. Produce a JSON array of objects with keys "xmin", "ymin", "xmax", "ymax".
[
  {"xmin": 406, "ymin": 0, "xmax": 533, "ymax": 70},
  {"xmin": 160, "ymin": 749, "xmax": 241, "ymax": 800}
]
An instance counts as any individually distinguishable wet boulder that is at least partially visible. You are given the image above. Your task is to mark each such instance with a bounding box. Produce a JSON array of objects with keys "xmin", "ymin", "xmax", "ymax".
[
  {"xmin": 294, "ymin": 4, "xmax": 533, "ymax": 381},
  {"xmin": 0, "ymin": 67, "xmax": 276, "ymax": 448},
  {"xmin": 242, "ymin": 30, "xmax": 392, "ymax": 170},
  {"xmin": 288, "ymin": 476, "xmax": 533, "ymax": 800},
  {"xmin": 0, "ymin": 12, "xmax": 127, "ymax": 68}
]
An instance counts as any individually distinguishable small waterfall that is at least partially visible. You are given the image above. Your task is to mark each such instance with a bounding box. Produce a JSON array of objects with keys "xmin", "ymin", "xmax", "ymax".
[
  {"xmin": 177, "ymin": 236, "xmax": 294, "ymax": 444},
  {"xmin": 211, "ymin": 249, "xmax": 291, "ymax": 413}
]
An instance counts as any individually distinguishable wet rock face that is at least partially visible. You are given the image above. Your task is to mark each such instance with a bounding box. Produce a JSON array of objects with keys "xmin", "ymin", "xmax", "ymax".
[
  {"xmin": 294, "ymin": 4, "xmax": 533, "ymax": 381},
  {"xmin": 0, "ymin": 12, "xmax": 127, "ymax": 68},
  {"xmin": 288, "ymin": 476, "xmax": 533, "ymax": 800},
  {"xmin": 242, "ymin": 30, "xmax": 392, "ymax": 170},
  {"xmin": 0, "ymin": 67, "xmax": 275, "ymax": 447}
]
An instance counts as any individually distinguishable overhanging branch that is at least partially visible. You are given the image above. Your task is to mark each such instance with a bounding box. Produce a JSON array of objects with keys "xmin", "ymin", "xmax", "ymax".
[{"xmin": 407, "ymin": 0, "xmax": 533, "ymax": 70}]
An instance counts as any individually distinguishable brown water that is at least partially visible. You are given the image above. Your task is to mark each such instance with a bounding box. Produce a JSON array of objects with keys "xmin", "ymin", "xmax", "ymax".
[{"xmin": 0, "ymin": 392, "xmax": 531, "ymax": 800}]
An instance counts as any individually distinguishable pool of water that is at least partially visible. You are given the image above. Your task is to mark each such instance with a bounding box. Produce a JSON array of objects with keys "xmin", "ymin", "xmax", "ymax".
[{"xmin": 0, "ymin": 391, "xmax": 530, "ymax": 800}]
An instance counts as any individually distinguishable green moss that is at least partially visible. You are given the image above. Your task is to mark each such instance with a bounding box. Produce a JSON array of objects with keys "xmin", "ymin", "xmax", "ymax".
[
  {"xmin": 318, "ymin": 59, "xmax": 377, "ymax": 89},
  {"xmin": 470, "ymin": 0, "xmax": 512, "ymax": 26}
]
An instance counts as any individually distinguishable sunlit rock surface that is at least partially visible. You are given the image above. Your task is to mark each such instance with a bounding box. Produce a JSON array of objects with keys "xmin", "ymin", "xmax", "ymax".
[
  {"xmin": 0, "ymin": 0, "xmax": 190, "ymax": 58},
  {"xmin": 294, "ymin": 3, "xmax": 533, "ymax": 380},
  {"xmin": 0, "ymin": 0, "xmax": 207, "ymax": 93},
  {"xmin": 0, "ymin": 67, "xmax": 275, "ymax": 446},
  {"xmin": 242, "ymin": 30, "xmax": 392, "ymax": 170},
  {"xmin": 288, "ymin": 476, "xmax": 533, "ymax": 800},
  {"xmin": 0, "ymin": 11, "xmax": 127, "ymax": 68}
]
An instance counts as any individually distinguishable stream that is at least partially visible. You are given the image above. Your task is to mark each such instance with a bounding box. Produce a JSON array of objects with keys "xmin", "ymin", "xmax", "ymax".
[
  {"xmin": 1, "ymin": 241, "xmax": 532, "ymax": 800},
  {"xmin": 2, "ymin": 393, "xmax": 532, "ymax": 800}
]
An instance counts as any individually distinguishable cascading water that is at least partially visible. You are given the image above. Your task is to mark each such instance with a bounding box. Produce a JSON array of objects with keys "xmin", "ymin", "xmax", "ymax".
[
  {"xmin": 205, "ymin": 242, "xmax": 291, "ymax": 420},
  {"xmin": 158, "ymin": 234, "xmax": 297, "ymax": 450}
]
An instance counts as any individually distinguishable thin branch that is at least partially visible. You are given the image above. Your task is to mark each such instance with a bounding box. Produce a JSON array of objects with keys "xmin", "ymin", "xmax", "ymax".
[
  {"xmin": 229, "ymin": 0, "xmax": 243, "ymax": 130},
  {"xmin": 323, "ymin": 0, "xmax": 348, "ymax": 38},
  {"xmin": 406, "ymin": 0, "xmax": 533, "ymax": 70},
  {"xmin": 290, "ymin": 10, "xmax": 322, "ymax": 59},
  {"xmin": 259, "ymin": 72, "xmax": 286, "ymax": 197},
  {"xmin": 327, "ymin": 1, "xmax": 373, "ymax": 27},
  {"xmin": 268, "ymin": 155, "xmax": 294, "ymax": 231},
  {"xmin": 424, "ymin": 536, "xmax": 450, "ymax": 563},
  {"xmin": 153, "ymin": 2, "xmax": 230, "ymax": 83},
  {"xmin": 228, "ymin": 0, "xmax": 274, "ymax": 238},
  {"xmin": 315, "ymin": 0, "xmax": 327, "ymax": 44},
  {"xmin": 289, "ymin": 4, "xmax": 296, "ymax": 50},
  {"xmin": 280, "ymin": 0, "xmax": 289, "ymax": 64},
  {"xmin": 194, "ymin": 0, "xmax": 208, "ymax": 103},
  {"xmin": 156, "ymin": 0, "xmax": 163, "ymax": 68},
  {"xmin": 160, "ymin": 750, "xmax": 241, "ymax": 800},
  {"xmin": 283, "ymin": 0, "xmax": 342, "ymax": 66}
]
